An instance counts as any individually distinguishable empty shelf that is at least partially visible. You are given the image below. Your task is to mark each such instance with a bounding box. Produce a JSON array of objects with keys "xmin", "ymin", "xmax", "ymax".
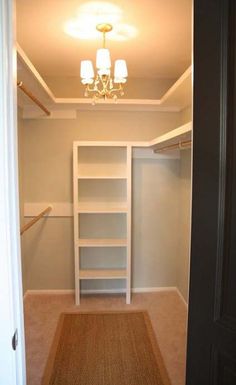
[
  {"xmin": 79, "ymin": 269, "xmax": 127, "ymax": 279},
  {"xmin": 78, "ymin": 238, "xmax": 127, "ymax": 247},
  {"xmin": 149, "ymin": 122, "xmax": 192, "ymax": 152},
  {"xmin": 77, "ymin": 175, "xmax": 127, "ymax": 180},
  {"xmin": 77, "ymin": 203, "xmax": 128, "ymax": 213}
]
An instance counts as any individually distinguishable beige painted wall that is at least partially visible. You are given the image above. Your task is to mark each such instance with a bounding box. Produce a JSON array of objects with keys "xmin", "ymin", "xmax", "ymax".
[
  {"xmin": 23, "ymin": 111, "xmax": 179, "ymax": 203},
  {"xmin": 132, "ymin": 158, "xmax": 180, "ymax": 288},
  {"xmin": 179, "ymin": 105, "xmax": 192, "ymax": 125},
  {"xmin": 19, "ymin": 108, "xmax": 191, "ymax": 296}
]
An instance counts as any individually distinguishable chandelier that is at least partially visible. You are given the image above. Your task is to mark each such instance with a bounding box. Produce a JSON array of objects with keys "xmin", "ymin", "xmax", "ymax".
[{"xmin": 80, "ymin": 23, "xmax": 128, "ymax": 101}]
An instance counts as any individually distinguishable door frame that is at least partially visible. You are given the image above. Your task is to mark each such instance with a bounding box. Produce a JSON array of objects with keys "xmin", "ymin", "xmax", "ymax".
[
  {"xmin": 3, "ymin": 0, "xmax": 227, "ymax": 384},
  {"xmin": 0, "ymin": 0, "xmax": 26, "ymax": 384}
]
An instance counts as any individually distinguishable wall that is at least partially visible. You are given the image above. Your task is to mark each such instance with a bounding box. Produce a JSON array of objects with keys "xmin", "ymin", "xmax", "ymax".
[
  {"xmin": 133, "ymin": 158, "xmax": 180, "ymax": 288},
  {"xmin": 20, "ymin": 109, "xmax": 185, "ymax": 292},
  {"xmin": 18, "ymin": 108, "xmax": 24, "ymax": 225},
  {"xmin": 22, "ymin": 111, "xmax": 179, "ymax": 203}
]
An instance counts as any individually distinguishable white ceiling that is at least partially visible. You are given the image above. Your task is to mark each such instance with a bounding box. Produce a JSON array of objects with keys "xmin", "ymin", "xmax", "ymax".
[{"xmin": 16, "ymin": 0, "xmax": 192, "ymax": 80}]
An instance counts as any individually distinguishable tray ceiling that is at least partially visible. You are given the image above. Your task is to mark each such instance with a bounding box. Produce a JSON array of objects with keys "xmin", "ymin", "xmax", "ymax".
[{"xmin": 16, "ymin": 0, "xmax": 192, "ymax": 80}]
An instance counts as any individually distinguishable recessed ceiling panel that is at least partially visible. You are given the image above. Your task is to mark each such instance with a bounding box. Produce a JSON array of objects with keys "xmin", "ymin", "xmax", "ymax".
[{"xmin": 16, "ymin": 0, "xmax": 192, "ymax": 79}]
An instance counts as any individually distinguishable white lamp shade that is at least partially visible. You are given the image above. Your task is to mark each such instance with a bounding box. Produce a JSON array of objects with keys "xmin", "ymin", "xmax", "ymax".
[
  {"xmin": 114, "ymin": 77, "xmax": 127, "ymax": 84},
  {"xmin": 98, "ymin": 68, "xmax": 110, "ymax": 77},
  {"xmin": 80, "ymin": 60, "xmax": 94, "ymax": 79},
  {"xmin": 96, "ymin": 48, "xmax": 111, "ymax": 69},
  {"xmin": 114, "ymin": 60, "xmax": 128, "ymax": 78}
]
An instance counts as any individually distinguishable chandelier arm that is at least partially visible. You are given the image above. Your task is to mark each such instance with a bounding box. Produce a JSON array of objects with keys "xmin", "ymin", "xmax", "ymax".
[
  {"xmin": 86, "ymin": 82, "xmax": 124, "ymax": 98},
  {"xmin": 109, "ymin": 84, "xmax": 123, "ymax": 93},
  {"xmin": 92, "ymin": 84, "xmax": 105, "ymax": 96},
  {"xmin": 100, "ymin": 74, "xmax": 111, "ymax": 94},
  {"xmin": 86, "ymin": 85, "xmax": 96, "ymax": 93},
  {"xmin": 88, "ymin": 87, "xmax": 104, "ymax": 96}
]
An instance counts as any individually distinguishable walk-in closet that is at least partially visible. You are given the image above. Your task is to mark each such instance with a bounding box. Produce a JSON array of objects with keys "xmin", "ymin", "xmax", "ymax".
[{"xmin": 16, "ymin": 1, "xmax": 192, "ymax": 384}]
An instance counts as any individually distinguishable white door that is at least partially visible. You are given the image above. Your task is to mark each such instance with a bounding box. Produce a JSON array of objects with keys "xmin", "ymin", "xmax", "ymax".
[{"xmin": 0, "ymin": 1, "xmax": 26, "ymax": 384}]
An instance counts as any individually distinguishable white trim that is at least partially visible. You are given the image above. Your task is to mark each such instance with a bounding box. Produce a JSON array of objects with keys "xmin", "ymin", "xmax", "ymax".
[
  {"xmin": 23, "ymin": 286, "xmax": 178, "ymax": 298},
  {"xmin": 0, "ymin": 1, "xmax": 26, "ymax": 384},
  {"xmin": 24, "ymin": 290, "xmax": 75, "ymax": 297},
  {"xmin": 175, "ymin": 288, "xmax": 188, "ymax": 308},
  {"xmin": 132, "ymin": 286, "xmax": 176, "ymax": 293},
  {"xmin": 22, "ymin": 105, "xmax": 181, "ymax": 118},
  {"xmin": 17, "ymin": 44, "xmax": 192, "ymax": 115}
]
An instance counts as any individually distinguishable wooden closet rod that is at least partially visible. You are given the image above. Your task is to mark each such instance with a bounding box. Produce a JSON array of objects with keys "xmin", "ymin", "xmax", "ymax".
[
  {"xmin": 17, "ymin": 81, "xmax": 50, "ymax": 116},
  {"xmin": 154, "ymin": 140, "xmax": 192, "ymax": 153},
  {"xmin": 20, "ymin": 206, "xmax": 52, "ymax": 235}
]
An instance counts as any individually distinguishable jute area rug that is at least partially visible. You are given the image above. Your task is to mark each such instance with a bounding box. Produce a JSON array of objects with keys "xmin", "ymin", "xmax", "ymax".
[{"xmin": 42, "ymin": 311, "xmax": 171, "ymax": 385}]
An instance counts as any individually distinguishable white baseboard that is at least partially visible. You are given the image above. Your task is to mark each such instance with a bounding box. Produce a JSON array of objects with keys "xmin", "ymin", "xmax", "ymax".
[
  {"xmin": 132, "ymin": 286, "xmax": 176, "ymax": 293},
  {"xmin": 175, "ymin": 287, "xmax": 188, "ymax": 307},
  {"xmin": 24, "ymin": 289, "xmax": 74, "ymax": 298},
  {"xmin": 23, "ymin": 286, "xmax": 177, "ymax": 299}
]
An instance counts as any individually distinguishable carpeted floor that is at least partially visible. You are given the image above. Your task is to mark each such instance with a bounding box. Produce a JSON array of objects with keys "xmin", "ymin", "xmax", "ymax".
[{"xmin": 24, "ymin": 290, "xmax": 187, "ymax": 385}]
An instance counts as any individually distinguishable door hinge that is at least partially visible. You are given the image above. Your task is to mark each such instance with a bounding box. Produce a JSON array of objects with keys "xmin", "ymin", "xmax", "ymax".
[{"xmin": 12, "ymin": 329, "xmax": 18, "ymax": 351}]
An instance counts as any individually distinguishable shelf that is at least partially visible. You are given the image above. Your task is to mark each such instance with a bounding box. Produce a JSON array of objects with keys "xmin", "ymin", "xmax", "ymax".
[
  {"xmin": 78, "ymin": 238, "xmax": 127, "ymax": 247},
  {"xmin": 77, "ymin": 175, "xmax": 127, "ymax": 180},
  {"xmin": 149, "ymin": 122, "xmax": 192, "ymax": 152},
  {"xmin": 77, "ymin": 203, "xmax": 128, "ymax": 213},
  {"xmin": 79, "ymin": 269, "xmax": 127, "ymax": 279}
]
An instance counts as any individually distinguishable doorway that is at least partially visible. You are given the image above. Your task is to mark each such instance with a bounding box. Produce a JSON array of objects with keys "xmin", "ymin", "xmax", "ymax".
[{"xmin": 17, "ymin": 1, "xmax": 192, "ymax": 384}]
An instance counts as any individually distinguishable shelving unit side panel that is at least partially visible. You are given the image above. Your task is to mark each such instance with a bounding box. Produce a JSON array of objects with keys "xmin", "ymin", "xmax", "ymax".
[
  {"xmin": 126, "ymin": 145, "xmax": 132, "ymax": 304},
  {"xmin": 73, "ymin": 143, "xmax": 80, "ymax": 304}
]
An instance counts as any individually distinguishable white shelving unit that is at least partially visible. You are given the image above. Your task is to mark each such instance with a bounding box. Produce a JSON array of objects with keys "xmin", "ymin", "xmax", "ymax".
[{"xmin": 73, "ymin": 142, "xmax": 132, "ymax": 305}]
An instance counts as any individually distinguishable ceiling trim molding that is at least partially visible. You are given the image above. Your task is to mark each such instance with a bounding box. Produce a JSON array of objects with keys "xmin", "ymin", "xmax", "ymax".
[{"xmin": 17, "ymin": 43, "xmax": 192, "ymax": 116}]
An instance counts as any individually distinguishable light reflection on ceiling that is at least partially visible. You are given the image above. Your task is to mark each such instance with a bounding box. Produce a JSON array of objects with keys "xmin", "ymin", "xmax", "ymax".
[{"xmin": 64, "ymin": 1, "xmax": 138, "ymax": 41}]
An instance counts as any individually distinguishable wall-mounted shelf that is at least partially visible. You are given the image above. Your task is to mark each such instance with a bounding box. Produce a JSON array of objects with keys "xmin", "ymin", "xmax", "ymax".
[
  {"xmin": 149, "ymin": 122, "xmax": 192, "ymax": 152},
  {"xmin": 128, "ymin": 122, "xmax": 192, "ymax": 157}
]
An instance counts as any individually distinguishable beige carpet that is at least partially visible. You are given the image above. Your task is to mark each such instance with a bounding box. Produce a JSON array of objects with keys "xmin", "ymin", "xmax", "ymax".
[
  {"xmin": 24, "ymin": 291, "xmax": 187, "ymax": 385},
  {"xmin": 42, "ymin": 311, "xmax": 171, "ymax": 385}
]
